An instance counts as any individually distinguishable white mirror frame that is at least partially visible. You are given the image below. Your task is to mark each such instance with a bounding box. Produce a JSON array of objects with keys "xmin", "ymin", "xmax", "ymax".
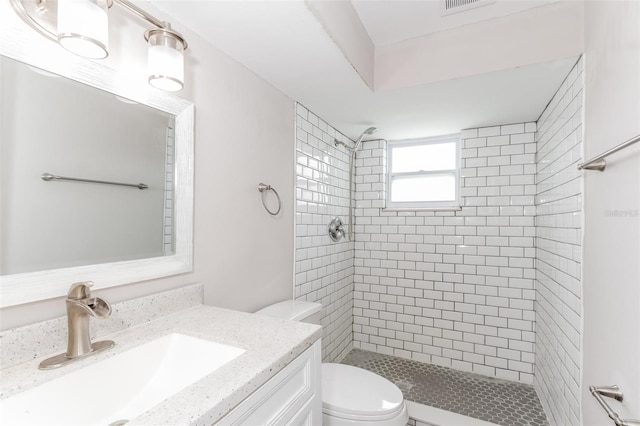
[{"xmin": 0, "ymin": 16, "xmax": 194, "ymax": 308}]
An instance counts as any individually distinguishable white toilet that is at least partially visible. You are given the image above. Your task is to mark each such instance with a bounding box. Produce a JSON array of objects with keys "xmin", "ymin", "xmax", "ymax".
[{"xmin": 256, "ymin": 300, "xmax": 409, "ymax": 426}]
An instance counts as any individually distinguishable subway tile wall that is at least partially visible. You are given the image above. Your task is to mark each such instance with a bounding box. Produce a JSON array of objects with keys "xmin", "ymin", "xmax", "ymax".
[
  {"xmin": 534, "ymin": 57, "xmax": 583, "ymax": 426},
  {"xmin": 163, "ymin": 119, "xmax": 175, "ymax": 255},
  {"xmin": 295, "ymin": 103, "xmax": 355, "ymax": 362},
  {"xmin": 352, "ymin": 123, "xmax": 538, "ymax": 384}
]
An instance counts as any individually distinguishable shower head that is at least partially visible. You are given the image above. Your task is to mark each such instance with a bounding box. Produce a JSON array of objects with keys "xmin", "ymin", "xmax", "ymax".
[{"xmin": 353, "ymin": 127, "xmax": 378, "ymax": 153}]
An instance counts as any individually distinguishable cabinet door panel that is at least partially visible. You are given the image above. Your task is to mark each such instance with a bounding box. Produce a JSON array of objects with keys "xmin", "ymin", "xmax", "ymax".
[{"xmin": 217, "ymin": 341, "xmax": 321, "ymax": 426}]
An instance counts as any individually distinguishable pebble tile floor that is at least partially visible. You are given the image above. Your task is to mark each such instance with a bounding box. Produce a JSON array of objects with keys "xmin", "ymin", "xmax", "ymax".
[{"xmin": 341, "ymin": 349, "xmax": 549, "ymax": 426}]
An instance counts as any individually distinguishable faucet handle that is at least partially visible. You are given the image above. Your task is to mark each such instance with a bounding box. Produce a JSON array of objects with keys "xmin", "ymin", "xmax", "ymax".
[{"xmin": 67, "ymin": 282, "xmax": 93, "ymax": 299}]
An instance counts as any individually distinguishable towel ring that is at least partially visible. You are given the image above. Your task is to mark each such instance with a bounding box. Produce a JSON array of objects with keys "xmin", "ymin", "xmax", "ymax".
[{"xmin": 258, "ymin": 183, "xmax": 281, "ymax": 216}]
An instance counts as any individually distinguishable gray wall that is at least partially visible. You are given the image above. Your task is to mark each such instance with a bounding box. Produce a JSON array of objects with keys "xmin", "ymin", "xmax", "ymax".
[{"xmin": 1, "ymin": 57, "xmax": 168, "ymax": 274}]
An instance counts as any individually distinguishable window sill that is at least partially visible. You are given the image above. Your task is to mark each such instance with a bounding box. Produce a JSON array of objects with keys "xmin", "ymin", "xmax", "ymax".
[{"xmin": 382, "ymin": 206, "xmax": 462, "ymax": 212}]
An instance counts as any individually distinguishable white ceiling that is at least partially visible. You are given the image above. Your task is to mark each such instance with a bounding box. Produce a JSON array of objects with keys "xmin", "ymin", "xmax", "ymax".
[
  {"xmin": 153, "ymin": 0, "xmax": 577, "ymax": 142},
  {"xmin": 308, "ymin": 57, "xmax": 577, "ymax": 141},
  {"xmin": 351, "ymin": 0, "xmax": 557, "ymax": 46}
]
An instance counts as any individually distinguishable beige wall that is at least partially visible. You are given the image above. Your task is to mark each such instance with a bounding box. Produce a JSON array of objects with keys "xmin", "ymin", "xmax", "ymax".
[{"xmin": 0, "ymin": 3, "xmax": 295, "ymax": 329}]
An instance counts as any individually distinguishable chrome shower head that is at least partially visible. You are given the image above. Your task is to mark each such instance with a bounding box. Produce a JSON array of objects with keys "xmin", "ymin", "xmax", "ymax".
[{"xmin": 353, "ymin": 127, "xmax": 378, "ymax": 152}]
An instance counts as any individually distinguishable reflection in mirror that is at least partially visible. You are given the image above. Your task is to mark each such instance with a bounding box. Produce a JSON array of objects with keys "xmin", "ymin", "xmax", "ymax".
[
  {"xmin": 1, "ymin": 55, "xmax": 176, "ymax": 275},
  {"xmin": 0, "ymin": 45, "xmax": 193, "ymax": 308}
]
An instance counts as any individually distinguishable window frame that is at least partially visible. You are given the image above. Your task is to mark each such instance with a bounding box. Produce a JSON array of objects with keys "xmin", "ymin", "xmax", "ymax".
[{"xmin": 385, "ymin": 134, "xmax": 461, "ymax": 210}]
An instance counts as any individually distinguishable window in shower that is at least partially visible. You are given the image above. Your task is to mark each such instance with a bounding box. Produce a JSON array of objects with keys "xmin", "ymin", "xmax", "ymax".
[{"xmin": 386, "ymin": 134, "xmax": 460, "ymax": 209}]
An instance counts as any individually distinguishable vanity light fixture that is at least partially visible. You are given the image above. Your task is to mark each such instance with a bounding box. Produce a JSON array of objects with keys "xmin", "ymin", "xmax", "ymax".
[
  {"xmin": 145, "ymin": 24, "xmax": 187, "ymax": 92},
  {"xmin": 57, "ymin": 0, "xmax": 111, "ymax": 59},
  {"xmin": 10, "ymin": 0, "xmax": 189, "ymax": 91}
]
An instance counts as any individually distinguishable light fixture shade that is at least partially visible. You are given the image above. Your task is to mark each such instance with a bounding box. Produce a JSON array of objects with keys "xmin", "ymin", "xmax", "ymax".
[
  {"xmin": 57, "ymin": 0, "xmax": 109, "ymax": 59},
  {"xmin": 146, "ymin": 28, "xmax": 186, "ymax": 92}
]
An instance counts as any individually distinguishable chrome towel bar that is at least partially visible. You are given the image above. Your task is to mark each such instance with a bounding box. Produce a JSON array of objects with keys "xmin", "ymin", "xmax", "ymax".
[
  {"xmin": 41, "ymin": 173, "xmax": 148, "ymax": 190},
  {"xmin": 578, "ymin": 134, "xmax": 640, "ymax": 171},
  {"xmin": 590, "ymin": 385, "xmax": 640, "ymax": 426}
]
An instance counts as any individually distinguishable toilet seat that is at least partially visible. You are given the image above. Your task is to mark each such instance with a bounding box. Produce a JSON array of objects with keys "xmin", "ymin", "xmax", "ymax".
[{"xmin": 321, "ymin": 363, "xmax": 406, "ymax": 422}]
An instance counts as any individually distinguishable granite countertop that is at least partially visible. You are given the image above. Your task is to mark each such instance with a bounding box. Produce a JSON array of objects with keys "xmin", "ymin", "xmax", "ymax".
[{"xmin": 0, "ymin": 304, "xmax": 322, "ymax": 425}]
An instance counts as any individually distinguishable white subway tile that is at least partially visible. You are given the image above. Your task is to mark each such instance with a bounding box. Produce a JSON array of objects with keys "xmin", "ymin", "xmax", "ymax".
[
  {"xmin": 461, "ymin": 128, "xmax": 478, "ymax": 139},
  {"xmin": 327, "ymin": 110, "xmax": 573, "ymax": 387},
  {"xmin": 501, "ymin": 123, "xmax": 525, "ymax": 135},
  {"xmin": 487, "ymin": 135, "xmax": 510, "ymax": 146},
  {"xmin": 479, "ymin": 126, "xmax": 501, "ymax": 137}
]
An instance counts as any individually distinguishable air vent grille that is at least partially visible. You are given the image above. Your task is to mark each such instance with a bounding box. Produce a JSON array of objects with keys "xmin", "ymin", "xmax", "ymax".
[{"xmin": 441, "ymin": 0, "xmax": 495, "ymax": 16}]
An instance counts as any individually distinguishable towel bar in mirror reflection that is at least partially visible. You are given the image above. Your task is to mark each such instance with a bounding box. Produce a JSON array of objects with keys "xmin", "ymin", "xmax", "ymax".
[{"xmin": 0, "ymin": 51, "xmax": 194, "ymax": 308}]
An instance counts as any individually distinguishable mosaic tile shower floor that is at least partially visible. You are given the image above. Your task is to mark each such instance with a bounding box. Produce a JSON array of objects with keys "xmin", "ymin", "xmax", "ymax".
[{"xmin": 341, "ymin": 349, "xmax": 549, "ymax": 426}]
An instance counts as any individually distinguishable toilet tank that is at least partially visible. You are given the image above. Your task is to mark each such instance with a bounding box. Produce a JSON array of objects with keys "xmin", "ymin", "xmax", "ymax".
[{"xmin": 255, "ymin": 300, "xmax": 322, "ymax": 325}]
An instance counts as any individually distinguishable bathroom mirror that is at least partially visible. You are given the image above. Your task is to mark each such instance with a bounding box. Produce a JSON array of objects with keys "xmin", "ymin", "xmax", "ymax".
[
  {"xmin": 1, "ymin": 55, "xmax": 176, "ymax": 274},
  {"xmin": 0, "ymin": 44, "xmax": 193, "ymax": 307}
]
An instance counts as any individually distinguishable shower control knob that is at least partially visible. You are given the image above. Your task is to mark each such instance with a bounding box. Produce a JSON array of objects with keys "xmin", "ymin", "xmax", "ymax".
[{"xmin": 328, "ymin": 217, "xmax": 346, "ymax": 242}]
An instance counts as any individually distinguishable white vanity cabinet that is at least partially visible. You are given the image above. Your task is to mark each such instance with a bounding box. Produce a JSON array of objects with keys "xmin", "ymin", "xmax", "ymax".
[{"xmin": 217, "ymin": 340, "xmax": 322, "ymax": 426}]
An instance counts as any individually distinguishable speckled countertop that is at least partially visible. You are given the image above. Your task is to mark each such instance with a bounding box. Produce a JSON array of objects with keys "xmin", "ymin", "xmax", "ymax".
[{"xmin": 0, "ymin": 304, "xmax": 322, "ymax": 425}]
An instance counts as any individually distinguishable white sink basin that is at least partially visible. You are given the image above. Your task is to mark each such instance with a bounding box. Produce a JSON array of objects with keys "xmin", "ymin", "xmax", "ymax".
[{"xmin": 0, "ymin": 333, "xmax": 245, "ymax": 425}]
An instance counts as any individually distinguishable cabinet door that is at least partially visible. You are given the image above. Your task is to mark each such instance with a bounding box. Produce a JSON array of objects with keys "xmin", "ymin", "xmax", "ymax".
[
  {"xmin": 217, "ymin": 340, "xmax": 321, "ymax": 425},
  {"xmin": 284, "ymin": 395, "xmax": 316, "ymax": 426}
]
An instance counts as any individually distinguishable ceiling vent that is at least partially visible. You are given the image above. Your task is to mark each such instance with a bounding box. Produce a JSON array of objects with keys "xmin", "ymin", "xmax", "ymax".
[{"xmin": 441, "ymin": 0, "xmax": 495, "ymax": 16}]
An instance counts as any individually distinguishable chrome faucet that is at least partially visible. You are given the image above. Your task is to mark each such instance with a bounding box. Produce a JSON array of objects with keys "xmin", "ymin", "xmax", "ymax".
[{"xmin": 39, "ymin": 282, "xmax": 115, "ymax": 370}]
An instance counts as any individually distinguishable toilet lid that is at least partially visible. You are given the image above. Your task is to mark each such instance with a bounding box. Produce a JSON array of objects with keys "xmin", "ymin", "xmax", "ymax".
[{"xmin": 322, "ymin": 364, "xmax": 405, "ymax": 420}]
